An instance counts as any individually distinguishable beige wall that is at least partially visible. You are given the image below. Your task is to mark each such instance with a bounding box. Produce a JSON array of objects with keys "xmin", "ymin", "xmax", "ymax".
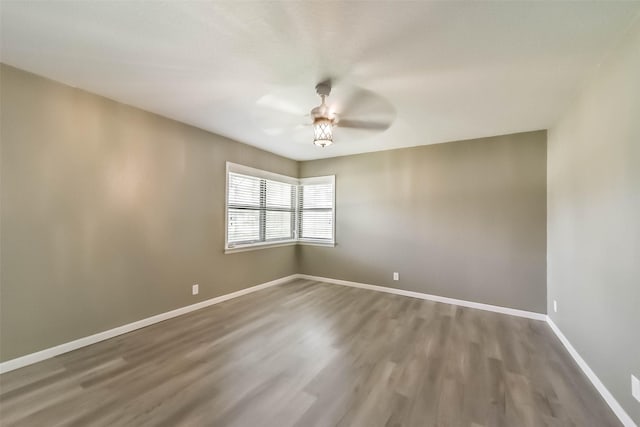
[
  {"xmin": 299, "ymin": 131, "xmax": 547, "ymax": 313},
  {"xmin": 547, "ymin": 23, "xmax": 640, "ymax": 424},
  {"xmin": 0, "ymin": 64, "xmax": 548, "ymax": 365},
  {"xmin": 0, "ymin": 65, "xmax": 298, "ymax": 361}
]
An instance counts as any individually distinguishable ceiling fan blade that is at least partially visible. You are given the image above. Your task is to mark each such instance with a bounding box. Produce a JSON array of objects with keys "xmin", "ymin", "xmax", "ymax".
[
  {"xmin": 256, "ymin": 93, "xmax": 308, "ymax": 116},
  {"xmin": 262, "ymin": 123, "xmax": 310, "ymax": 136},
  {"xmin": 253, "ymin": 95, "xmax": 310, "ymax": 136},
  {"xmin": 340, "ymin": 89, "xmax": 371, "ymax": 115},
  {"xmin": 337, "ymin": 119, "xmax": 392, "ymax": 131},
  {"xmin": 338, "ymin": 87, "xmax": 394, "ymax": 117}
]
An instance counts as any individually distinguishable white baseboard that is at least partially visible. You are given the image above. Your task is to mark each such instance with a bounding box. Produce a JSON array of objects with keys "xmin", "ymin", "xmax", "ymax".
[
  {"xmin": 3, "ymin": 273, "xmax": 634, "ymax": 427},
  {"xmin": 296, "ymin": 274, "xmax": 547, "ymax": 321},
  {"xmin": 546, "ymin": 316, "xmax": 636, "ymax": 427},
  {"xmin": 0, "ymin": 274, "xmax": 298, "ymax": 374}
]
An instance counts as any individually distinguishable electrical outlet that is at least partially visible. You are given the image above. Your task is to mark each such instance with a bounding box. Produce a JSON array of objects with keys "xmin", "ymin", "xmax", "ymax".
[
  {"xmin": 393, "ymin": 272, "xmax": 399, "ymax": 281},
  {"xmin": 192, "ymin": 284, "xmax": 199, "ymax": 295},
  {"xmin": 632, "ymin": 375, "xmax": 640, "ymax": 402},
  {"xmin": 553, "ymin": 300, "xmax": 557, "ymax": 313}
]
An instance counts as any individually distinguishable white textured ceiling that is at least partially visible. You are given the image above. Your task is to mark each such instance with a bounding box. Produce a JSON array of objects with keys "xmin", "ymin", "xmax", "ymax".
[{"xmin": 2, "ymin": 1, "xmax": 640, "ymax": 160}]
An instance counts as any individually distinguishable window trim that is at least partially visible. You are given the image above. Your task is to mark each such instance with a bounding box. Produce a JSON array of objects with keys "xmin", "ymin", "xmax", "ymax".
[
  {"xmin": 225, "ymin": 162, "xmax": 335, "ymax": 253},
  {"xmin": 226, "ymin": 162, "xmax": 299, "ymax": 186},
  {"xmin": 224, "ymin": 240, "xmax": 298, "ymax": 254}
]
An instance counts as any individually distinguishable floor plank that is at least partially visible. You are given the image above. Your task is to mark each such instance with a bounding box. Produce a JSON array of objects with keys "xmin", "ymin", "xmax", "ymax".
[{"xmin": 0, "ymin": 279, "xmax": 621, "ymax": 426}]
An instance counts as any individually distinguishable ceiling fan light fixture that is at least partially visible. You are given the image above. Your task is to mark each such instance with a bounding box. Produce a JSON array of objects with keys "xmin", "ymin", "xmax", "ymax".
[{"xmin": 313, "ymin": 117, "xmax": 333, "ymax": 148}]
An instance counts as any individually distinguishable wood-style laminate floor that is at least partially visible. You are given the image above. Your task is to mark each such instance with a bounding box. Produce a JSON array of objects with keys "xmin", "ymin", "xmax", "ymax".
[{"xmin": 0, "ymin": 279, "xmax": 620, "ymax": 427}]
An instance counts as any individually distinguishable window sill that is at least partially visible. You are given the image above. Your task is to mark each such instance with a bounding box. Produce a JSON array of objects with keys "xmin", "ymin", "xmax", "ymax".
[
  {"xmin": 224, "ymin": 240, "xmax": 335, "ymax": 254},
  {"xmin": 225, "ymin": 240, "xmax": 297, "ymax": 254},
  {"xmin": 298, "ymin": 240, "xmax": 336, "ymax": 247}
]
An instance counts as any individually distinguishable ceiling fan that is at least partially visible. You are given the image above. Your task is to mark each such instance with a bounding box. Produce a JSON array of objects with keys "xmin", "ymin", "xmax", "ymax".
[
  {"xmin": 309, "ymin": 79, "xmax": 394, "ymax": 147},
  {"xmin": 255, "ymin": 79, "xmax": 395, "ymax": 148}
]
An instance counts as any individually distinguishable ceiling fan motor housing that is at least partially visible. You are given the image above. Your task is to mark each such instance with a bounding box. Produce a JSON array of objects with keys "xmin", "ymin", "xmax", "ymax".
[
  {"xmin": 315, "ymin": 80, "xmax": 332, "ymax": 97},
  {"xmin": 311, "ymin": 104, "xmax": 334, "ymax": 121},
  {"xmin": 311, "ymin": 80, "xmax": 336, "ymax": 123}
]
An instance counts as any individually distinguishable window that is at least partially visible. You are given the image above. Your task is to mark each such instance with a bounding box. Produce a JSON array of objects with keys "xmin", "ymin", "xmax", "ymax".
[
  {"xmin": 227, "ymin": 166, "xmax": 296, "ymax": 248},
  {"xmin": 298, "ymin": 176, "xmax": 335, "ymax": 243},
  {"xmin": 225, "ymin": 163, "xmax": 334, "ymax": 252}
]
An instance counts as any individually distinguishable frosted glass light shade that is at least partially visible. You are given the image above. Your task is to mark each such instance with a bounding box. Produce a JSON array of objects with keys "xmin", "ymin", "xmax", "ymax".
[{"xmin": 313, "ymin": 118, "xmax": 333, "ymax": 147}]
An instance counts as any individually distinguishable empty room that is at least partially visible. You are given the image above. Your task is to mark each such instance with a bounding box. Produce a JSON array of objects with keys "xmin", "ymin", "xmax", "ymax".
[{"xmin": 1, "ymin": 1, "xmax": 639, "ymax": 426}]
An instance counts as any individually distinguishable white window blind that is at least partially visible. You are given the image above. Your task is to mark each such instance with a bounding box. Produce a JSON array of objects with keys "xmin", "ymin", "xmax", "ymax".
[
  {"xmin": 227, "ymin": 172, "xmax": 295, "ymax": 247},
  {"xmin": 299, "ymin": 178, "xmax": 335, "ymax": 242},
  {"xmin": 227, "ymin": 173, "xmax": 261, "ymax": 244},
  {"xmin": 265, "ymin": 179, "xmax": 295, "ymax": 240},
  {"xmin": 226, "ymin": 163, "xmax": 334, "ymax": 251}
]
